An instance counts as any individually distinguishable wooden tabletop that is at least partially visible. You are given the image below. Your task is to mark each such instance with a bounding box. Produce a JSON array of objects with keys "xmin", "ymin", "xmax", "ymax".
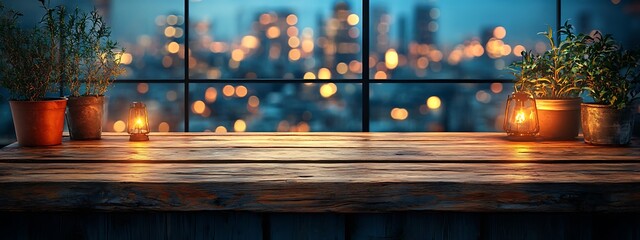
[{"xmin": 0, "ymin": 132, "xmax": 639, "ymax": 213}]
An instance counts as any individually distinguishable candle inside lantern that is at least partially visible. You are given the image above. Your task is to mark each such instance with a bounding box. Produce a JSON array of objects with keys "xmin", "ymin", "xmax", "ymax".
[
  {"xmin": 515, "ymin": 111, "xmax": 526, "ymax": 124},
  {"xmin": 127, "ymin": 102, "xmax": 150, "ymax": 141},
  {"xmin": 135, "ymin": 118, "xmax": 144, "ymax": 129},
  {"xmin": 503, "ymin": 92, "xmax": 539, "ymax": 140}
]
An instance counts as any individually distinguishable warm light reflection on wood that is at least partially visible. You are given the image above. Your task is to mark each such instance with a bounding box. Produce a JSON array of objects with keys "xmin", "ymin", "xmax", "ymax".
[
  {"xmin": 513, "ymin": 144, "xmax": 535, "ymax": 161},
  {"xmin": 123, "ymin": 163, "xmax": 149, "ymax": 181},
  {"xmin": 507, "ymin": 145, "xmax": 535, "ymax": 181},
  {"xmin": 505, "ymin": 175, "xmax": 533, "ymax": 181},
  {"xmin": 129, "ymin": 142, "xmax": 151, "ymax": 161}
]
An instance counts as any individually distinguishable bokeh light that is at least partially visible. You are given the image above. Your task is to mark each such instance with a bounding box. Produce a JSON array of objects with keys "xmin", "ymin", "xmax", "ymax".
[
  {"xmin": 426, "ymin": 96, "xmax": 441, "ymax": 110},
  {"xmin": 215, "ymin": 126, "xmax": 228, "ymax": 133},
  {"xmin": 205, "ymin": 87, "xmax": 218, "ymax": 103},
  {"xmin": 236, "ymin": 85, "xmax": 248, "ymax": 97},
  {"xmin": 385, "ymin": 49, "xmax": 399, "ymax": 69},
  {"xmin": 167, "ymin": 42, "xmax": 180, "ymax": 54},
  {"xmin": 113, "ymin": 120, "xmax": 126, "ymax": 133},
  {"xmin": 493, "ymin": 26, "xmax": 506, "ymax": 39},
  {"xmin": 234, "ymin": 119, "xmax": 247, "ymax": 132},
  {"xmin": 192, "ymin": 100, "xmax": 206, "ymax": 114},
  {"xmin": 320, "ymin": 83, "xmax": 338, "ymax": 98},
  {"xmin": 223, "ymin": 85, "xmax": 235, "ymax": 97},
  {"xmin": 158, "ymin": 122, "xmax": 170, "ymax": 132},
  {"xmin": 390, "ymin": 108, "xmax": 409, "ymax": 120}
]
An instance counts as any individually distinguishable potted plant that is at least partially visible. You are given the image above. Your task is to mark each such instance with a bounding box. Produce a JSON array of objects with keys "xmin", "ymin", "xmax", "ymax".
[
  {"xmin": 0, "ymin": 2, "xmax": 67, "ymax": 146},
  {"xmin": 62, "ymin": 6, "xmax": 125, "ymax": 140},
  {"xmin": 581, "ymin": 32, "xmax": 639, "ymax": 145},
  {"xmin": 510, "ymin": 21, "xmax": 588, "ymax": 140}
]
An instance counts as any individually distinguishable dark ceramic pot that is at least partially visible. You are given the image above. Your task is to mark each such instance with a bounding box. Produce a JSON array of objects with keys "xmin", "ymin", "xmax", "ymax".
[
  {"xmin": 581, "ymin": 103, "xmax": 635, "ymax": 146},
  {"xmin": 67, "ymin": 95, "xmax": 105, "ymax": 140}
]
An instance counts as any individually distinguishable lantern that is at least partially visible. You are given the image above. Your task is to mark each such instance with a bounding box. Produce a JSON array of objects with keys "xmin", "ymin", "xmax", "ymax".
[
  {"xmin": 127, "ymin": 102, "xmax": 150, "ymax": 141},
  {"xmin": 503, "ymin": 92, "xmax": 539, "ymax": 140}
]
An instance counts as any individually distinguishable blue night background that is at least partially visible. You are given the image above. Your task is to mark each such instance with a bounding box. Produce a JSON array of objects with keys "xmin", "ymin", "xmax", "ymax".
[{"xmin": 1, "ymin": 0, "xmax": 639, "ymax": 146}]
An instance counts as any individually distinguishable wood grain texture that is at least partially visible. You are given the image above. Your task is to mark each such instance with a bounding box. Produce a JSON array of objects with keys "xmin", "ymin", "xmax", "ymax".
[
  {"xmin": 0, "ymin": 132, "xmax": 639, "ymax": 212},
  {"xmin": 2, "ymin": 181, "xmax": 639, "ymax": 212},
  {"xmin": 0, "ymin": 133, "xmax": 638, "ymax": 163}
]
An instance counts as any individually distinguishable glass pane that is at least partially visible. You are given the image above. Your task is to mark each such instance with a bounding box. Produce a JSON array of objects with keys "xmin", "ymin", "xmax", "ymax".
[
  {"xmin": 2, "ymin": 0, "xmax": 185, "ymax": 80},
  {"xmin": 105, "ymin": 0, "xmax": 185, "ymax": 79},
  {"xmin": 368, "ymin": 0, "xmax": 555, "ymax": 80},
  {"xmin": 562, "ymin": 0, "xmax": 640, "ymax": 49},
  {"xmin": 370, "ymin": 83, "xmax": 513, "ymax": 131},
  {"xmin": 189, "ymin": 83, "xmax": 361, "ymax": 131},
  {"xmin": 0, "ymin": 90, "xmax": 15, "ymax": 147},
  {"xmin": 104, "ymin": 83, "xmax": 185, "ymax": 132},
  {"xmin": 189, "ymin": 0, "xmax": 363, "ymax": 79}
]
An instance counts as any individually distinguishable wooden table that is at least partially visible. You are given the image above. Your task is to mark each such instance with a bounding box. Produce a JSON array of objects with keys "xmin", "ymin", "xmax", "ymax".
[{"xmin": 1, "ymin": 132, "xmax": 639, "ymax": 239}]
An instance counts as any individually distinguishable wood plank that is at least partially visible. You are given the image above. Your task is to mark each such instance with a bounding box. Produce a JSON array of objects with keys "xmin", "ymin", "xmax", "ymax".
[
  {"xmin": 402, "ymin": 212, "xmax": 482, "ymax": 240},
  {"xmin": 2, "ymin": 163, "xmax": 640, "ymax": 183},
  {"xmin": 591, "ymin": 213, "xmax": 640, "ymax": 239},
  {"xmin": 269, "ymin": 213, "xmax": 344, "ymax": 240},
  {"xmin": 0, "ymin": 133, "xmax": 638, "ymax": 163},
  {"xmin": 1, "ymin": 181, "xmax": 639, "ymax": 213},
  {"xmin": 1, "ymin": 163, "xmax": 640, "ymax": 212},
  {"xmin": 347, "ymin": 212, "xmax": 482, "ymax": 240},
  {"xmin": 1, "ymin": 138, "xmax": 623, "ymax": 148},
  {"xmin": 0, "ymin": 211, "xmax": 263, "ymax": 240},
  {"xmin": 2, "ymin": 211, "xmax": 637, "ymax": 239},
  {"xmin": 0, "ymin": 147, "xmax": 637, "ymax": 163},
  {"xmin": 347, "ymin": 213, "xmax": 404, "ymax": 240},
  {"xmin": 483, "ymin": 213, "xmax": 593, "ymax": 240},
  {"xmin": 5, "ymin": 132, "xmax": 636, "ymax": 148}
]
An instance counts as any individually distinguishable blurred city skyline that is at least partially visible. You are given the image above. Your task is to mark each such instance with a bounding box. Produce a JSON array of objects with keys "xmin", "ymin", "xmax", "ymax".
[
  {"xmin": 7, "ymin": 0, "xmax": 639, "ymax": 47},
  {"xmin": 1, "ymin": 0, "xmax": 639, "ymax": 146}
]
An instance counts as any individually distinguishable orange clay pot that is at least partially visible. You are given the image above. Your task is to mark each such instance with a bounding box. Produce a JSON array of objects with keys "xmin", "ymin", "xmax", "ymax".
[
  {"xmin": 9, "ymin": 98, "xmax": 67, "ymax": 147},
  {"xmin": 535, "ymin": 98, "xmax": 582, "ymax": 140}
]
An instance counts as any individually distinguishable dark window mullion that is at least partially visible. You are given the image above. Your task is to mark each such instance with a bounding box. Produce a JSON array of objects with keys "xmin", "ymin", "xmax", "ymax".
[
  {"xmin": 362, "ymin": 0, "xmax": 370, "ymax": 132},
  {"xmin": 184, "ymin": 0, "xmax": 190, "ymax": 132},
  {"xmin": 556, "ymin": 0, "xmax": 561, "ymax": 45}
]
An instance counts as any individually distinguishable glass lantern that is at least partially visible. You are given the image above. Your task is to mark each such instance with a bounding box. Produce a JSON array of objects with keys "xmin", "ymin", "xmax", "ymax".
[
  {"xmin": 127, "ymin": 102, "xmax": 150, "ymax": 141},
  {"xmin": 503, "ymin": 92, "xmax": 539, "ymax": 140}
]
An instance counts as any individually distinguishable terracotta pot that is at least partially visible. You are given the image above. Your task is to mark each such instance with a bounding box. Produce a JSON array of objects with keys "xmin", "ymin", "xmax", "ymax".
[
  {"xmin": 581, "ymin": 103, "xmax": 635, "ymax": 145},
  {"xmin": 9, "ymin": 98, "xmax": 67, "ymax": 147},
  {"xmin": 67, "ymin": 95, "xmax": 105, "ymax": 140},
  {"xmin": 536, "ymin": 98, "xmax": 582, "ymax": 140}
]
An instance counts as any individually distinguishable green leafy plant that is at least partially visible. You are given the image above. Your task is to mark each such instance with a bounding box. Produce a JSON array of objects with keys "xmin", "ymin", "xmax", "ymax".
[
  {"xmin": 44, "ymin": 2, "xmax": 125, "ymax": 97},
  {"xmin": 510, "ymin": 21, "xmax": 588, "ymax": 98},
  {"xmin": 582, "ymin": 32, "xmax": 640, "ymax": 109},
  {"xmin": 0, "ymin": 1, "xmax": 62, "ymax": 101}
]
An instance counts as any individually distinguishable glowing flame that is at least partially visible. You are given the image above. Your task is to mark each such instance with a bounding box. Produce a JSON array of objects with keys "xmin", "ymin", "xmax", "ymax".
[
  {"xmin": 136, "ymin": 118, "xmax": 144, "ymax": 128},
  {"xmin": 515, "ymin": 111, "xmax": 525, "ymax": 124}
]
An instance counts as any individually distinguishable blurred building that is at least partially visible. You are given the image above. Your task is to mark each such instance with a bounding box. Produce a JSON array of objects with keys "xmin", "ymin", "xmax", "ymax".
[
  {"xmin": 321, "ymin": 1, "xmax": 360, "ymax": 72},
  {"xmin": 413, "ymin": 5, "xmax": 436, "ymax": 45},
  {"xmin": 370, "ymin": 6, "xmax": 389, "ymax": 53}
]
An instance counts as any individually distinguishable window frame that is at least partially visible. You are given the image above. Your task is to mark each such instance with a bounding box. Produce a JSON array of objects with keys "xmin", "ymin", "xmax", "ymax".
[{"xmin": 66, "ymin": 0, "xmax": 561, "ymax": 132}]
